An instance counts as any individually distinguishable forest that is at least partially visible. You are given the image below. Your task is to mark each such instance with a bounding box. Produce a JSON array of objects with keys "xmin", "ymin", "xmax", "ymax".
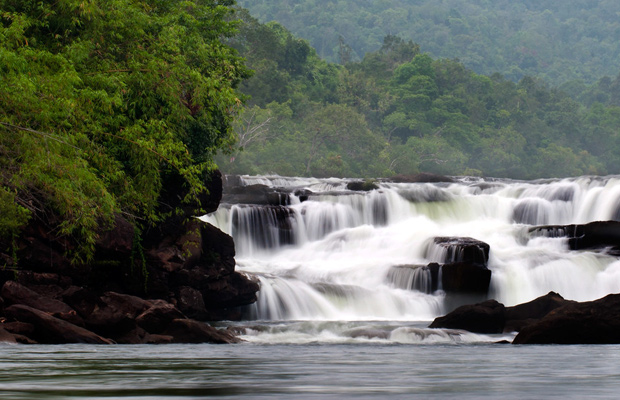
[
  {"xmin": 220, "ymin": 7, "xmax": 620, "ymax": 180},
  {"xmin": 0, "ymin": 0, "xmax": 249, "ymax": 257},
  {"xmin": 237, "ymin": 0, "xmax": 620, "ymax": 87},
  {"xmin": 2, "ymin": 0, "xmax": 620, "ymax": 255}
]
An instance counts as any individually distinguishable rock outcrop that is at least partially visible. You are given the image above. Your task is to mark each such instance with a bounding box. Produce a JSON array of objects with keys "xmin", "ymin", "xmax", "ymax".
[
  {"xmin": 0, "ymin": 170, "xmax": 258, "ymax": 344},
  {"xmin": 513, "ymin": 293, "xmax": 620, "ymax": 344}
]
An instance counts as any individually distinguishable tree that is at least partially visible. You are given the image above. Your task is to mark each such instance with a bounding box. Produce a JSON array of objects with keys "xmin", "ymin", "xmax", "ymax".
[{"xmin": 0, "ymin": 0, "xmax": 250, "ymax": 260}]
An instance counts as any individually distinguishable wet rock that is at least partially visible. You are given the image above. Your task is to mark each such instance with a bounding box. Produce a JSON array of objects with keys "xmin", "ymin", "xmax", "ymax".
[
  {"xmin": 530, "ymin": 220, "xmax": 620, "ymax": 254},
  {"xmin": 429, "ymin": 237, "xmax": 490, "ymax": 265},
  {"xmin": 5, "ymin": 304, "xmax": 114, "ymax": 344},
  {"xmin": 84, "ymin": 292, "xmax": 151, "ymax": 335},
  {"xmin": 175, "ymin": 286, "xmax": 208, "ymax": 320},
  {"xmin": 293, "ymin": 189, "xmax": 313, "ymax": 202},
  {"xmin": 163, "ymin": 319, "xmax": 241, "ymax": 344},
  {"xmin": 0, "ymin": 327, "xmax": 17, "ymax": 343},
  {"xmin": 441, "ymin": 262, "xmax": 492, "ymax": 295},
  {"xmin": 389, "ymin": 173, "xmax": 455, "ymax": 183},
  {"xmin": 429, "ymin": 299, "xmax": 505, "ymax": 334},
  {"xmin": 136, "ymin": 301, "xmax": 185, "ymax": 334},
  {"xmin": 1, "ymin": 281, "xmax": 74, "ymax": 315},
  {"xmin": 504, "ymin": 291, "xmax": 575, "ymax": 332},
  {"xmin": 513, "ymin": 293, "xmax": 620, "ymax": 344},
  {"xmin": 223, "ymin": 184, "xmax": 290, "ymax": 206},
  {"xmin": 346, "ymin": 180, "xmax": 379, "ymax": 191}
]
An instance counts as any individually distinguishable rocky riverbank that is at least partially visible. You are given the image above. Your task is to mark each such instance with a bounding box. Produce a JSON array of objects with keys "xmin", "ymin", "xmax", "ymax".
[{"xmin": 0, "ymin": 171, "xmax": 259, "ymax": 344}]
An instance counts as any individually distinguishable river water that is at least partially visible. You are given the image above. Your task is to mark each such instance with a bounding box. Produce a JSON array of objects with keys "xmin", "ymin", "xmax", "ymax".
[
  {"xmin": 1, "ymin": 343, "xmax": 620, "ymax": 399},
  {"xmin": 3, "ymin": 174, "xmax": 620, "ymax": 398}
]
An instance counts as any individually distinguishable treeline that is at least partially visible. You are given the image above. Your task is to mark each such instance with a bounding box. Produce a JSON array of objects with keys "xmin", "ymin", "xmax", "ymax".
[
  {"xmin": 220, "ymin": 9, "xmax": 620, "ymax": 179},
  {"xmin": 237, "ymin": 0, "xmax": 620, "ymax": 87},
  {"xmin": 0, "ymin": 0, "xmax": 248, "ymax": 256}
]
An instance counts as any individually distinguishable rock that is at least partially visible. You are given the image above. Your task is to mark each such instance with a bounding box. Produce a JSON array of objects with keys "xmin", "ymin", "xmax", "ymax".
[
  {"xmin": 529, "ymin": 220, "xmax": 620, "ymax": 254},
  {"xmin": 429, "ymin": 237, "xmax": 490, "ymax": 265},
  {"xmin": 222, "ymin": 184, "xmax": 290, "ymax": 206},
  {"xmin": 389, "ymin": 173, "xmax": 455, "ymax": 183},
  {"xmin": 163, "ymin": 319, "xmax": 241, "ymax": 344},
  {"xmin": 136, "ymin": 301, "xmax": 185, "ymax": 334},
  {"xmin": 513, "ymin": 293, "xmax": 620, "ymax": 344},
  {"xmin": 429, "ymin": 299, "xmax": 505, "ymax": 334},
  {"xmin": 94, "ymin": 214, "xmax": 134, "ymax": 259},
  {"xmin": 5, "ymin": 304, "xmax": 114, "ymax": 344},
  {"xmin": 346, "ymin": 180, "xmax": 379, "ymax": 191},
  {"xmin": 175, "ymin": 286, "xmax": 208, "ymax": 320},
  {"xmin": 1, "ymin": 321, "xmax": 35, "ymax": 337},
  {"xmin": 84, "ymin": 292, "xmax": 152, "ymax": 335},
  {"xmin": 0, "ymin": 327, "xmax": 17, "ymax": 343},
  {"xmin": 1, "ymin": 281, "xmax": 75, "ymax": 315},
  {"xmin": 441, "ymin": 262, "xmax": 492, "ymax": 294},
  {"xmin": 504, "ymin": 291, "xmax": 575, "ymax": 332},
  {"xmin": 293, "ymin": 189, "xmax": 313, "ymax": 202}
]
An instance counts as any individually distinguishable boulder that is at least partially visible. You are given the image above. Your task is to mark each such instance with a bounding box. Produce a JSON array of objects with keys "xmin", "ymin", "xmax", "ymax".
[
  {"xmin": 163, "ymin": 319, "xmax": 241, "ymax": 344},
  {"xmin": 84, "ymin": 292, "xmax": 152, "ymax": 335},
  {"xmin": 1, "ymin": 281, "xmax": 75, "ymax": 315},
  {"xmin": 429, "ymin": 237, "xmax": 490, "ymax": 265},
  {"xmin": 529, "ymin": 220, "xmax": 620, "ymax": 254},
  {"xmin": 346, "ymin": 180, "xmax": 379, "ymax": 191},
  {"xmin": 5, "ymin": 304, "xmax": 114, "ymax": 344},
  {"xmin": 175, "ymin": 286, "xmax": 208, "ymax": 320},
  {"xmin": 441, "ymin": 262, "xmax": 492, "ymax": 295},
  {"xmin": 504, "ymin": 291, "xmax": 575, "ymax": 332},
  {"xmin": 222, "ymin": 184, "xmax": 290, "ymax": 206},
  {"xmin": 0, "ymin": 327, "xmax": 17, "ymax": 344},
  {"xmin": 429, "ymin": 299, "xmax": 505, "ymax": 334},
  {"xmin": 389, "ymin": 173, "xmax": 455, "ymax": 183},
  {"xmin": 513, "ymin": 293, "xmax": 620, "ymax": 344},
  {"xmin": 136, "ymin": 301, "xmax": 185, "ymax": 334}
]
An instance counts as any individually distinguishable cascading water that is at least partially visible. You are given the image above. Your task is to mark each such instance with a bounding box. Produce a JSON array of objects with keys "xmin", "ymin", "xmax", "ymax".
[{"xmin": 204, "ymin": 175, "xmax": 620, "ymax": 344}]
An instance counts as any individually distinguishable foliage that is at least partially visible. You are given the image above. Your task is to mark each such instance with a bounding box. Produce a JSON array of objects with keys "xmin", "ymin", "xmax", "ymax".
[
  {"xmin": 220, "ymin": 11, "xmax": 620, "ymax": 180},
  {"xmin": 0, "ymin": 0, "xmax": 249, "ymax": 260},
  {"xmin": 237, "ymin": 0, "xmax": 620, "ymax": 86}
]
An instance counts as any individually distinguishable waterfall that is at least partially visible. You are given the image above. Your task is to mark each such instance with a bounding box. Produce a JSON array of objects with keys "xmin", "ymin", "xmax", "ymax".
[{"xmin": 204, "ymin": 174, "xmax": 620, "ymax": 321}]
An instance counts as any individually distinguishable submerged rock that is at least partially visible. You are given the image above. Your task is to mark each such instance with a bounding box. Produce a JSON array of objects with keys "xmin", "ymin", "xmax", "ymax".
[
  {"xmin": 529, "ymin": 220, "xmax": 620, "ymax": 254},
  {"xmin": 346, "ymin": 180, "xmax": 379, "ymax": 191}
]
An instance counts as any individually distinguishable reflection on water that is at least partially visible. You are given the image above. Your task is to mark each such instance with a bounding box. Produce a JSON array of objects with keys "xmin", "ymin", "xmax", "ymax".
[{"xmin": 1, "ymin": 343, "xmax": 620, "ymax": 399}]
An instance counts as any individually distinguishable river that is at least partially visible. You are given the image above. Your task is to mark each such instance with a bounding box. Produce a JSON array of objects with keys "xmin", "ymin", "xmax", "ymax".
[
  {"xmin": 1, "ymin": 343, "xmax": 620, "ymax": 399},
  {"xmin": 3, "ymin": 174, "xmax": 620, "ymax": 398}
]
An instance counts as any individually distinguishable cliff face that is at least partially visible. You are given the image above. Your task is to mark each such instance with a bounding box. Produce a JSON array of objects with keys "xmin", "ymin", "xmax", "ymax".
[{"xmin": 0, "ymin": 170, "xmax": 259, "ymax": 344}]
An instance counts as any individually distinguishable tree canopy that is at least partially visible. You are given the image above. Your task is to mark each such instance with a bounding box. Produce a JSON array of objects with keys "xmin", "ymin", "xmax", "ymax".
[
  {"xmin": 0, "ymin": 0, "xmax": 249, "ymax": 260},
  {"xmin": 238, "ymin": 0, "xmax": 620, "ymax": 86}
]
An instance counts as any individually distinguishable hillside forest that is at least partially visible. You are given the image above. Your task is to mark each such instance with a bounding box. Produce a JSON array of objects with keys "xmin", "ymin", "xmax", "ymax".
[{"xmin": 220, "ymin": 6, "xmax": 620, "ymax": 180}]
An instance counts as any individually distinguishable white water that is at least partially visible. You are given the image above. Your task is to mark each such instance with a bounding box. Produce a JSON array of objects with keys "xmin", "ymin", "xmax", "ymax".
[{"xmin": 204, "ymin": 175, "xmax": 620, "ymax": 339}]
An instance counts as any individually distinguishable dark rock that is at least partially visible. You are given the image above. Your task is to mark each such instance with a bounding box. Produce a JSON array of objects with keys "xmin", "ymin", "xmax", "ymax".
[
  {"xmin": 201, "ymin": 272, "xmax": 260, "ymax": 310},
  {"xmin": 5, "ymin": 304, "xmax": 114, "ymax": 344},
  {"xmin": 429, "ymin": 237, "xmax": 490, "ymax": 265},
  {"xmin": 175, "ymin": 286, "xmax": 208, "ymax": 320},
  {"xmin": 94, "ymin": 214, "xmax": 134, "ymax": 259},
  {"xmin": 390, "ymin": 173, "xmax": 455, "ymax": 183},
  {"xmin": 441, "ymin": 262, "xmax": 492, "ymax": 295},
  {"xmin": 62, "ymin": 286, "xmax": 103, "ymax": 319},
  {"xmin": 513, "ymin": 293, "xmax": 620, "ymax": 344},
  {"xmin": 293, "ymin": 189, "xmax": 313, "ymax": 202},
  {"xmin": 504, "ymin": 291, "xmax": 575, "ymax": 332},
  {"xmin": 223, "ymin": 184, "xmax": 290, "ymax": 206},
  {"xmin": 429, "ymin": 299, "xmax": 505, "ymax": 334},
  {"xmin": 0, "ymin": 327, "xmax": 17, "ymax": 343},
  {"xmin": 1, "ymin": 321, "xmax": 35, "ymax": 337},
  {"xmin": 346, "ymin": 180, "xmax": 379, "ymax": 191},
  {"xmin": 1, "ymin": 281, "xmax": 74, "ymax": 315},
  {"xmin": 85, "ymin": 292, "xmax": 151, "ymax": 335},
  {"xmin": 163, "ymin": 319, "xmax": 241, "ymax": 344},
  {"xmin": 530, "ymin": 221, "xmax": 620, "ymax": 255},
  {"xmin": 136, "ymin": 301, "xmax": 185, "ymax": 334}
]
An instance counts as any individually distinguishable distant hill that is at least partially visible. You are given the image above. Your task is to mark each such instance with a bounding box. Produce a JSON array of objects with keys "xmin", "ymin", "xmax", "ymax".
[{"xmin": 237, "ymin": 0, "xmax": 620, "ymax": 86}]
